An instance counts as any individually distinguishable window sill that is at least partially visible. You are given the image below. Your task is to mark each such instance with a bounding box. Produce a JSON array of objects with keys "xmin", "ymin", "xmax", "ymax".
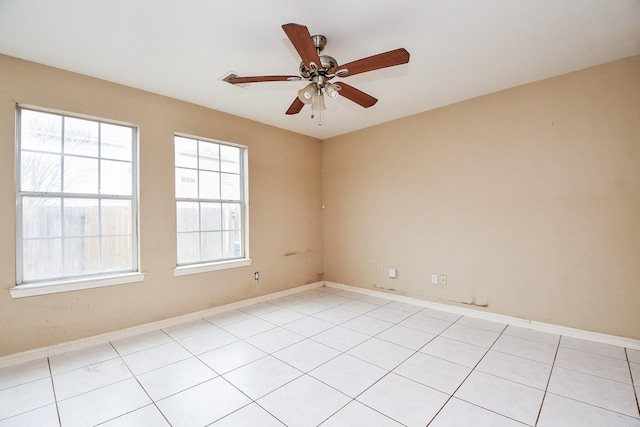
[
  {"xmin": 9, "ymin": 273, "xmax": 146, "ymax": 298},
  {"xmin": 173, "ymin": 258, "xmax": 252, "ymax": 277}
]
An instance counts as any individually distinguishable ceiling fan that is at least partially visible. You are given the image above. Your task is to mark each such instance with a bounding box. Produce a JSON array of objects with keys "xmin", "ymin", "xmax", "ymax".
[{"xmin": 225, "ymin": 23, "xmax": 410, "ymax": 124}]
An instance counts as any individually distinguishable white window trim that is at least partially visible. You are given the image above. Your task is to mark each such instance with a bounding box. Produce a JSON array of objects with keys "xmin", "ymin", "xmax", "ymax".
[
  {"xmin": 9, "ymin": 272, "xmax": 146, "ymax": 298},
  {"xmin": 174, "ymin": 133, "xmax": 249, "ymax": 267},
  {"xmin": 15, "ymin": 105, "xmax": 140, "ymax": 289},
  {"xmin": 173, "ymin": 258, "xmax": 252, "ymax": 277}
]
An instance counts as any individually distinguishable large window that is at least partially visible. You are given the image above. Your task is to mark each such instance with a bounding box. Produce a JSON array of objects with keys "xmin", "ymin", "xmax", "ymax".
[
  {"xmin": 174, "ymin": 135, "xmax": 246, "ymax": 266},
  {"xmin": 16, "ymin": 107, "xmax": 138, "ymax": 285}
]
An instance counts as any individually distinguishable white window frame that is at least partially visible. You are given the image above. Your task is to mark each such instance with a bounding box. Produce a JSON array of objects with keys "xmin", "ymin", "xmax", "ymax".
[
  {"xmin": 11, "ymin": 105, "xmax": 143, "ymax": 298},
  {"xmin": 173, "ymin": 133, "xmax": 250, "ymax": 277}
]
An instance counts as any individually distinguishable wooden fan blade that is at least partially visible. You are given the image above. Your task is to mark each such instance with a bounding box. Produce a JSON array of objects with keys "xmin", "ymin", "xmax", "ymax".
[
  {"xmin": 335, "ymin": 82, "xmax": 378, "ymax": 108},
  {"xmin": 227, "ymin": 75, "xmax": 300, "ymax": 84},
  {"xmin": 286, "ymin": 97, "xmax": 305, "ymax": 115},
  {"xmin": 337, "ymin": 48, "xmax": 410, "ymax": 77},
  {"xmin": 282, "ymin": 23, "xmax": 322, "ymax": 70}
]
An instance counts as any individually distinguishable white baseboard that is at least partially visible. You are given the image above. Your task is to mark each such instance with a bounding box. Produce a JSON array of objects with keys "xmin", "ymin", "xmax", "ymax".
[
  {"xmin": 0, "ymin": 282, "xmax": 324, "ymax": 368},
  {"xmin": 3, "ymin": 279, "xmax": 638, "ymax": 369},
  {"xmin": 324, "ymin": 281, "xmax": 640, "ymax": 351}
]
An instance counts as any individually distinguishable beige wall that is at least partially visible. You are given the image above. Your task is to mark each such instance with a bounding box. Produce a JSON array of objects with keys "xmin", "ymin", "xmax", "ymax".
[
  {"xmin": 1, "ymin": 54, "xmax": 639, "ymax": 357},
  {"xmin": 0, "ymin": 55, "xmax": 323, "ymax": 356},
  {"xmin": 323, "ymin": 56, "xmax": 640, "ymax": 340}
]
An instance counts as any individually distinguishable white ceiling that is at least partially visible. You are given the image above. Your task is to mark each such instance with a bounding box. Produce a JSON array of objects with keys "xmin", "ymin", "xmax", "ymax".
[{"xmin": 1, "ymin": 0, "xmax": 639, "ymax": 139}]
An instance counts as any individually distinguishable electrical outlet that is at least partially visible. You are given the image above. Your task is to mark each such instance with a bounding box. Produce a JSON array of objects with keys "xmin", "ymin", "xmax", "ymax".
[
  {"xmin": 254, "ymin": 272, "xmax": 260, "ymax": 281},
  {"xmin": 439, "ymin": 274, "xmax": 447, "ymax": 286},
  {"xmin": 389, "ymin": 268, "xmax": 397, "ymax": 278},
  {"xmin": 431, "ymin": 274, "xmax": 438, "ymax": 284}
]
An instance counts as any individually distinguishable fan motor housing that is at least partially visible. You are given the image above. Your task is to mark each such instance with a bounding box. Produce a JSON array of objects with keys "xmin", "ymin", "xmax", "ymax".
[{"xmin": 299, "ymin": 55, "xmax": 338, "ymax": 78}]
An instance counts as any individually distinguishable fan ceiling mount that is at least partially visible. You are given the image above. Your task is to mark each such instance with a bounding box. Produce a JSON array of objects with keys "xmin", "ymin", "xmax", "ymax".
[{"xmin": 225, "ymin": 23, "xmax": 410, "ymax": 123}]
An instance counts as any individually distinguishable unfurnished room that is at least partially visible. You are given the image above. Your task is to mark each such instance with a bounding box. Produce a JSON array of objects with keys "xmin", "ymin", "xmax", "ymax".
[{"xmin": 0, "ymin": 1, "xmax": 639, "ymax": 426}]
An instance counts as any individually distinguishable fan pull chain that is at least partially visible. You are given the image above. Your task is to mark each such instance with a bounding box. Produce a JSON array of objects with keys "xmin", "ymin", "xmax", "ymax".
[
  {"xmin": 310, "ymin": 105, "xmax": 323, "ymax": 126},
  {"xmin": 309, "ymin": 92, "xmax": 324, "ymax": 125}
]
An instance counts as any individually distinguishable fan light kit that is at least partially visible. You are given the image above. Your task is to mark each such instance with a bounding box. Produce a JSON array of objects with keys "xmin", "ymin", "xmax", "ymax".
[{"xmin": 225, "ymin": 23, "xmax": 410, "ymax": 126}]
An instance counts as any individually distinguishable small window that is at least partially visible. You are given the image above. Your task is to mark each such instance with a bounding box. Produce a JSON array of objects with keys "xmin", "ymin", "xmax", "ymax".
[
  {"xmin": 16, "ymin": 107, "xmax": 138, "ymax": 285},
  {"xmin": 174, "ymin": 135, "xmax": 247, "ymax": 266}
]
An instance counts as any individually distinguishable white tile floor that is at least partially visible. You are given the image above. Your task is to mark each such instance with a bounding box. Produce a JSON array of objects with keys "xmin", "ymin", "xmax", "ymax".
[{"xmin": 1, "ymin": 285, "xmax": 639, "ymax": 427}]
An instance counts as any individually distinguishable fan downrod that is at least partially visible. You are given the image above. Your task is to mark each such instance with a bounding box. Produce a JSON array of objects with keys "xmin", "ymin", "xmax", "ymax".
[{"xmin": 311, "ymin": 35, "xmax": 327, "ymax": 52}]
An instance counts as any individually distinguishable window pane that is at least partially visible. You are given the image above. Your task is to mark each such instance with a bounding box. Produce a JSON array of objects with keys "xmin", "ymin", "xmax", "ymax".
[
  {"xmin": 220, "ymin": 145, "xmax": 240, "ymax": 173},
  {"xmin": 199, "ymin": 170, "xmax": 220, "ymax": 199},
  {"xmin": 21, "ymin": 109, "xmax": 62, "ymax": 153},
  {"xmin": 201, "ymin": 203, "xmax": 221, "ymax": 231},
  {"xmin": 17, "ymin": 107, "xmax": 137, "ymax": 285},
  {"xmin": 222, "ymin": 230, "xmax": 242, "ymax": 258},
  {"xmin": 175, "ymin": 136, "xmax": 197, "ymax": 168},
  {"xmin": 101, "ymin": 123, "xmax": 132, "ymax": 160},
  {"xmin": 201, "ymin": 231, "xmax": 222, "ymax": 261},
  {"xmin": 64, "ymin": 198, "xmax": 99, "ymax": 237},
  {"xmin": 64, "ymin": 237, "xmax": 100, "ymax": 276},
  {"xmin": 177, "ymin": 232, "xmax": 199, "ymax": 264},
  {"xmin": 64, "ymin": 156, "xmax": 99, "ymax": 194},
  {"xmin": 176, "ymin": 201, "xmax": 199, "ymax": 232},
  {"xmin": 22, "ymin": 197, "xmax": 61, "ymax": 238},
  {"xmin": 21, "ymin": 151, "xmax": 61, "ymax": 192},
  {"xmin": 101, "ymin": 160, "xmax": 132, "ymax": 196},
  {"xmin": 199, "ymin": 141, "xmax": 219, "ymax": 171},
  {"xmin": 101, "ymin": 200, "xmax": 132, "ymax": 235},
  {"xmin": 102, "ymin": 235, "xmax": 132, "ymax": 271},
  {"xmin": 174, "ymin": 134, "xmax": 245, "ymax": 266},
  {"xmin": 175, "ymin": 167, "xmax": 198, "ymax": 198},
  {"xmin": 221, "ymin": 173, "xmax": 240, "ymax": 200},
  {"xmin": 23, "ymin": 238, "xmax": 63, "ymax": 281},
  {"xmin": 222, "ymin": 203, "xmax": 242, "ymax": 230},
  {"xmin": 64, "ymin": 117, "xmax": 98, "ymax": 157}
]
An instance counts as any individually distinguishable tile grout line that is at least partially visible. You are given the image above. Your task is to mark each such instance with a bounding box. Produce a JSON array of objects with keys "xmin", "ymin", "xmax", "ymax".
[
  {"xmin": 396, "ymin": 321, "xmax": 463, "ymax": 426},
  {"xmin": 425, "ymin": 321, "xmax": 511, "ymax": 426},
  {"xmin": 625, "ymin": 348, "xmax": 640, "ymax": 419},
  {"xmin": 206, "ymin": 373, "xmax": 291, "ymax": 426},
  {"xmin": 106, "ymin": 340, "xmax": 174, "ymax": 426},
  {"xmin": 303, "ymin": 385, "xmax": 353, "ymax": 427},
  {"xmin": 532, "ymin": 334, "xmax": 562, "ymax": 426},
  {"xmin": 46, "ymin": 357, "xmax": 63, "ymax": 427},
  {"xmin": 552, "ymin": 336, "xmax": 639, "ymax": 389},
  {"xmin": 237, "ymin": 401, "xmax": 289, "ymax": 427}
]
